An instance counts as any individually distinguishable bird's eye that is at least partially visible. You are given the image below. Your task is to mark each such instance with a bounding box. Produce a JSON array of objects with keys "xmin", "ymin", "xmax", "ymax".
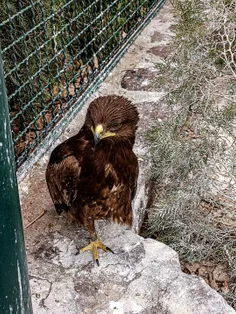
[{"xmin": 109, "ymin": 122, "xmax": 122, "ymax": 130}]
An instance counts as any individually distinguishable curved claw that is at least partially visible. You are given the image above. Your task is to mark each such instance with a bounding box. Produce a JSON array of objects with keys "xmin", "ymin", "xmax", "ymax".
[
  {"xmin": 106, "ymin": 247, "xmax": 115, "ymax": 254},
  {"xmin": 75, "ymin": 246, "xmax": 80, "ymax": 255}
]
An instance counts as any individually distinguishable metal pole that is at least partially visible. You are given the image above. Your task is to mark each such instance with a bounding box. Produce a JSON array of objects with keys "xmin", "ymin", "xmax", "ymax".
[{"xmin": 0, "ymin": 53, "xmax": 33, "ymax": 313}]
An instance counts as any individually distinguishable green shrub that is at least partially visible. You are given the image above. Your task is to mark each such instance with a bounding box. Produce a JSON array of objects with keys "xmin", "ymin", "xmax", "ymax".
[{"xmin": 147, "ymin": 0, "xmax": 236, "ymax": 308}]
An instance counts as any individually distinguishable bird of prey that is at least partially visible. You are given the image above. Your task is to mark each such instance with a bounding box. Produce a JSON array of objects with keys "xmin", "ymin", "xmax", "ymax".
[{"xmin": 46, "ymin": 95, "xmax": 139, "ymax": 265}]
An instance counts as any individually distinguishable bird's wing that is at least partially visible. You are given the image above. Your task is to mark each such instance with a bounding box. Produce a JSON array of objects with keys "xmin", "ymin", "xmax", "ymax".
[{"xmin": 46, "ymin": 154, "xmax": 81, "ymax": 214}]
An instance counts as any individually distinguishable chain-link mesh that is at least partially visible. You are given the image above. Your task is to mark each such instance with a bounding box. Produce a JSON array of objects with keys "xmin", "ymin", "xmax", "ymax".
[{"xmin": 0, "ymin": 0, "xmax": 165, "ymax": 170}]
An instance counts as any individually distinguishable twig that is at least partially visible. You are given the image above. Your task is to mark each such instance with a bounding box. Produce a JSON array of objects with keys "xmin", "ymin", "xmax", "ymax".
[{"xmin": 24, "ymin": 210, "xmax": 47, "ymax": 230}]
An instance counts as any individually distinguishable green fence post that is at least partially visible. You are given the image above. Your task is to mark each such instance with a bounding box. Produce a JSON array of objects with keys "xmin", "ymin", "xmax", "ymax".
[{"xmin": 0, "ymin": 53, "xmax": 33, "ymax": 313}]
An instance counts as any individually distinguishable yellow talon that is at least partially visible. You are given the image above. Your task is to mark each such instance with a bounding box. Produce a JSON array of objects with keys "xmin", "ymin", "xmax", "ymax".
[{"xmin": 80, "ymin": 239, "xmax": 114, "ymax": 265}]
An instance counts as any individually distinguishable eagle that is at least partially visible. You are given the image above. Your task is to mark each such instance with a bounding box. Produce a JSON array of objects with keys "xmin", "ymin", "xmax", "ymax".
[{"xmin": 46, "ymin": 95, "xmax": 139, "ymax": 265}]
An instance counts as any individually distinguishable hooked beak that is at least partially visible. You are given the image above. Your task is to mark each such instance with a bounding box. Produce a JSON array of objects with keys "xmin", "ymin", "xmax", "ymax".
[
  {"xmin": 94, "ymin": 131, "xmax": 101, "ymax": 146},
  {"xmin": 91, "ymin": 124, "xmax": 115, "ymax": 146}
]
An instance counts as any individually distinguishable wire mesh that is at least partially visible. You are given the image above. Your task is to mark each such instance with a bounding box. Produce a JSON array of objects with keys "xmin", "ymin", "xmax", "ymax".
[{"xmin": 0, "ymin": 0, "xmax": 165, "ymax": 169}]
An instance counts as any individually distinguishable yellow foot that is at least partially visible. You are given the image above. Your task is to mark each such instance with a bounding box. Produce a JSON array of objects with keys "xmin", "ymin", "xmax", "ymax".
[{"xmin": 80, "ymin": 239, "xmax": 114, "ymax": 266}]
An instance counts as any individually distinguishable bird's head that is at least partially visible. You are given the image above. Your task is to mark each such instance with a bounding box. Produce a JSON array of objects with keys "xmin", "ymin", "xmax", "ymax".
[{"xmin": 85, "ymin": 95, "xmax": 139, "ymax": 147}]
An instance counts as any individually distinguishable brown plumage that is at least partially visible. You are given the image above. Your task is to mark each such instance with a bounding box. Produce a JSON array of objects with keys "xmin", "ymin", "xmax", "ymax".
[{"xmin": 46, "ymin": 95, "xmax": 139, "ymax": 264}]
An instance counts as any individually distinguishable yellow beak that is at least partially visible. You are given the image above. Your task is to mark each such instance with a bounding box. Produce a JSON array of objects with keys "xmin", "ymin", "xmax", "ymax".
[{"xmin": 91, "ymin": 124, "xmax": 115, "ymax": 145}]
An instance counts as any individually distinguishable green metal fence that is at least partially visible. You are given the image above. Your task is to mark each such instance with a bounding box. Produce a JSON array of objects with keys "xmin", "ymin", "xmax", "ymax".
[
  {"xmin": 0, "ymin": 0, "xmax": 165, "ymax": 175},
  {"xmin": 0, "ymin": 53, "xmax": 32, "ymax": 314}
]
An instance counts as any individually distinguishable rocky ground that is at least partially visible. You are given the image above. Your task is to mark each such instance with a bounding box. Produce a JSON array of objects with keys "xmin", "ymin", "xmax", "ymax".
[{"xmin": 18, "ymin": 1, "xmax": 236, "ymax": 313}]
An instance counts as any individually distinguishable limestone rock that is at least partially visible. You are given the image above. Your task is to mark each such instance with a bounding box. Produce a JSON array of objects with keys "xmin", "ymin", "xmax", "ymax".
[{"xmin": 29, "ymin": 223, "xmax": 235, "ymax": 314}]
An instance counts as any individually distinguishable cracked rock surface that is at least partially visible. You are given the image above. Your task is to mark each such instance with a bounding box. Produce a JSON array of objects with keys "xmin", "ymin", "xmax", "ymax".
[
  {"xmin": 28, "ymin": 223, "xmax": 235, "ymax": 314},
  {"xmin": 19, "ymin": 1, "xmax": 236, "ymax": 313}
]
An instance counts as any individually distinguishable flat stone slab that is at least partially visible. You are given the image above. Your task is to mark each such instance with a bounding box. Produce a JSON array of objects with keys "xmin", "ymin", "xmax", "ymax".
[
  {"xmin": 148, "ymin": 45, "xmax": 170, "ymax": 58},
  {"xmin": 121, "ymin": 67, "xmax": 159, "ymax": 91}
]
